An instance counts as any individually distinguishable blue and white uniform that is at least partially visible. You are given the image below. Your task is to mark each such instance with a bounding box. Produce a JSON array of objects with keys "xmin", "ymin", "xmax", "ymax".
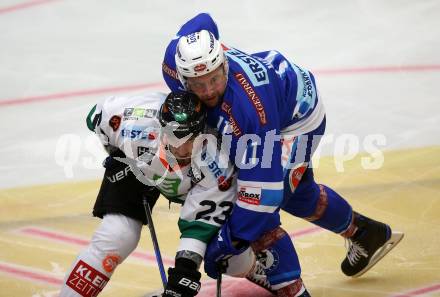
[{"xmin": 162, "ymin": 14, "xmax": 353, "ymax": 290}]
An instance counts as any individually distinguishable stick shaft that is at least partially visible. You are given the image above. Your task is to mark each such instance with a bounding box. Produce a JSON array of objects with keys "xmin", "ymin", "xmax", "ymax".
[
  {"xmin": 216, "ymin": 270, "xmax": 222, "ymax": 297},
  {"xmin": 143, "ymin": 197, "xmax": 167, "ymax": 289}
]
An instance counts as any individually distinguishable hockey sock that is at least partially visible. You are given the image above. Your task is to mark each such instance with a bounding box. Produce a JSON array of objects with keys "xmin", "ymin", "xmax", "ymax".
[
  {"xmin": 59, "ymin": 247, "xmax": 114, "ymax": 297},
  {"xmin": 305, "ymin": 184, "xmax": 353, "ymax": 234},
  {"xmin": 251, "ymin": 227, "xmax": 301, "ymax": 289}
]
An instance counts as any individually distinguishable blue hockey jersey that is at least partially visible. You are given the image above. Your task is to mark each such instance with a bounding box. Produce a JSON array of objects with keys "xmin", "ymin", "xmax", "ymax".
[{"xmin": 162, "ymin": 15, "xmax": 326, "ymax": 242}]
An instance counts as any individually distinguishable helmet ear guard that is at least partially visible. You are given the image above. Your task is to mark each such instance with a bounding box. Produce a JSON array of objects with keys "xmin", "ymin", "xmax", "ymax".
[{"xmin": 175, "ymin": 30, "xmax": 227, "ymax": 88}]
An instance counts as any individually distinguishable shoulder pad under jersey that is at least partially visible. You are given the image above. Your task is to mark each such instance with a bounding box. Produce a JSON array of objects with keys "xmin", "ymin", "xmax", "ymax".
[{"xmin": 90, "ymin": 92, "xmax": 167, "ymax": 159}]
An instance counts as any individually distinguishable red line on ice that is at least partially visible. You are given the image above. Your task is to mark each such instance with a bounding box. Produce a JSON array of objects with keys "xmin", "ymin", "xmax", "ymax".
[
  {"xmin": 16, "ymin": 226, "xmax": 174, "ymax": 266},
  {"xmin": 0, "ymin": 82, "xmax": 167, "ymax": 107},
  {"xmin": 0, "ymin": 262, "xmax": 62, "ymax": 286},
  {"xmin": 19, "ymin": 226, "xmax": 89, "ymax": 246},
  {"xmin": 288, "ymin": 226, "xmax": 323, "ymax": 238},
  {"xmin": 0, "ymin": 0, "xmax": 59, "ymax": 14},
  {"xmin": 390, "ymin": 283, "xmax": 440, "ymax": 297},
  {"xmin": 16, "ymin": 224, "xmax": 321, "ymax": 267},
  {"xmin": 1, "ymin": 64, "xmax": 439, "ymax": 107}
]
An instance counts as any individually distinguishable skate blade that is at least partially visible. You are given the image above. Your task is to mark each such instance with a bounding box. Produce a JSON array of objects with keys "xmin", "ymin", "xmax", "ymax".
[{"xmin": 352, "ymin": 231, "xmax": 404, "ymax": 278}]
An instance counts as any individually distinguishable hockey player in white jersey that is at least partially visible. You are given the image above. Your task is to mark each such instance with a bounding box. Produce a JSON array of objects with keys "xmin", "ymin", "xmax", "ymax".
[{"xmin": 59, "ymin": 91, "xmax": 269, "ymax": 297}]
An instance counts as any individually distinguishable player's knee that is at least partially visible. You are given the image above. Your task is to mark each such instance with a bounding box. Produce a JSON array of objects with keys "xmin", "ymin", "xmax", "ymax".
[
  {"xmin": 91, "ymin": 214, "xmax": 142, "ymax": 263},
  {"xmin": 251, "ymin": 226, "xmax": 288, "ymax": 252},
  {"xmin": 225, "ymin": 247, "xmax": 256, "ymax": 277},
  {"xmin": 282, "ymin": 170, "xmax": 322, "ymax": 217}
]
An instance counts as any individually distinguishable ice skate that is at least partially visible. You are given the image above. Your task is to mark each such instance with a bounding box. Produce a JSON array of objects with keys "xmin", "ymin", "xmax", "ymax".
[{"xmin": 341, "ymin": 212, "xmax": 404, "ymax": 277}]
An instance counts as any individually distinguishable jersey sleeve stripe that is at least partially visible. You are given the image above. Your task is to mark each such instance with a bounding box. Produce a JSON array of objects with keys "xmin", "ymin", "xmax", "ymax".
[
  {"xmin": 177, "ymin": 238, "xmax": 207, "ymax": 258},
  {"xmin": 178, "ymin": 219, "xmax": 219, "ymax": 243},
  {"xmin": 236, "ymin": 200, "xmax": 279, "ymax": 213},
  {"xmin": 237, "ymin": 179, "xmax": 284, "ymax": 190},
  {"xmin": 261, "ymin": 188, "xmax": 284, "ymax": 206},
  {"xmin": 281, "ymin": 97, "xmax": 325, "ymax": 137}
]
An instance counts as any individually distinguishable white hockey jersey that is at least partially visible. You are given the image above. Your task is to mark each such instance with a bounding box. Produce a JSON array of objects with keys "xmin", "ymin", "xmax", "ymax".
[{"xmin": 86, "ymin": 92, "xmax": 237, "ymax": 257}]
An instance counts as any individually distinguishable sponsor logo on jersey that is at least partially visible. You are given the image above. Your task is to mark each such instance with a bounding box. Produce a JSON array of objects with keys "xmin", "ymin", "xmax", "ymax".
[
  {"xmin": 144, "ymin": 109, "xmax": 158, "ymax": 118},
  {"xmin": 299, "ymin": 68, "xmax": 314, "ymax": 98},
  {"xmin": 226, "ymin": 49, "xmax": 269, "ymax": 86},
  {"xmin": 109, "ymin": 115, "xmax": 121, "ymax": 131},
  {"xmin": 124, "ymin": 108, "xmax": 134, "ymax": 116},
  {"xmin": 296, "ymin": 68, "xmax": 316, "ymax": 118},
  {"xmin": 133, "ymin": 108, "xmax": 145, "ymax": 117},
  {"xmin": 291, "ymin": 64, "xmax": 317, "ymax": 119},
  {"xmin": 221, "ymin": 102, "xmax": 242, "ymax": 136},
  {"xmin": 238, "ymin": 186, "xmax": 261, "ymax": 205},
  {"xmin": 208, "ymin": 160, "xmax": 223, "ymax": 178},
  {"xmin": 66, "ymin": 260, "xmax": 109, "ymax": 297},
  {"xmin": 138, "ymin": 146, "xmax": 151, "ymax": 157},
  {"xmin": 218, "ymin": 175, "xmax": 233, "ymax": 192},
  {"xmin": 162, "ymin": 62, "xmax": 179, "ymax": 80},
  {"xmin": 137, "ymin": 146, "xmax": 155, "ymax": 164},
  {"xmin": 288, "ymin": 164, "xmax": 307, "ymax": 193},
  {"xmin": 188, "ymin": 167, "xmax": 205, "ymax": 185},
  {"xmin": 123, "ymin": 108, "xmax": 158, "ymax": 120},
  {"xmin": 194, "ymin": 63, "xmax": 207, "ymax": 72},
  {"xmin": 201, "ymin": 151, "xmax": 225, "ymax": 179},
  {"xmin": 102, "ymin": 253, "xmax": 121, "ymax": 273},
  {"xmin": 121, "ymin": 127, "xmax": 157, "ymax": 140},
  {"xmin": 234, "ymin": 73, "xmax": 267, "ymax": 125},
  {"xmin": 153, "ymin": 175, "xmax": 181, "ymax": 197}
]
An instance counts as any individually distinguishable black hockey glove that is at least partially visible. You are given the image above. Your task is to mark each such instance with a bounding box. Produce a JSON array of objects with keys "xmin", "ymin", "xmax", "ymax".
[
  {"xmin": 102, "ymin": 148, "xmax": 126, "ymax": 170},
  {"xmin": 162, "ymin": 258, "xmax": 201, "ymax": 297}
]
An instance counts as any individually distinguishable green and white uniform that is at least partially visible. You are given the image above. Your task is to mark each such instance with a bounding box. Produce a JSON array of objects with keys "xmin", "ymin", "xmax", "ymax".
[{"xmin": 87, "ymin": 92, "xmax": 236, "ymax": 257}]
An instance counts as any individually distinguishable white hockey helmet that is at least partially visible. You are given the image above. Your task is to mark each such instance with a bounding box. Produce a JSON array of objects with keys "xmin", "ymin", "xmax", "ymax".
[{"xmin": 175, "ymin": 30, "xmax": 226, "ymax": 87}]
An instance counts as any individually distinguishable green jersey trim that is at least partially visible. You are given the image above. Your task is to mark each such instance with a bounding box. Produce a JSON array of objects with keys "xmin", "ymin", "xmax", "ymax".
[
  {"xmin": 86, "ymin": 104, "xmax": 98, "ymax": 132},
  {"xmin": 178, "ymin": 219, "xmax": 219, "ymax": 243}
]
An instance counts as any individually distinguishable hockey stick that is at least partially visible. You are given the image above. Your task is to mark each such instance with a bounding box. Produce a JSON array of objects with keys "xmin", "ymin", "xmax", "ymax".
[
  {"xmin": 143, "ymin": 196, "xmax": 167, "ymax": 290},
  {"xmin": 216, "ymin": 270, "xmax": 222, "ymax": 297},
  {"xmin": 216, "ymin": 260, "xmax": 228, "ymax": 297}
]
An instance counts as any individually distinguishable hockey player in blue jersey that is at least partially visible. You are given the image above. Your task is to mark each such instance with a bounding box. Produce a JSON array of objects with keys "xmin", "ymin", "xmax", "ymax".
[{"xmin": 162, "ymin": 13, "xmax": 404, "ymax": 297}]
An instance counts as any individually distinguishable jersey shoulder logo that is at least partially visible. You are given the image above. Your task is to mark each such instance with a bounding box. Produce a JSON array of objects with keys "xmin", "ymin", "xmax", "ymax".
[
  {"xmin": 153, "ymin": 174, "xmax": 181, "ymax": 197},
  {"xmin": 188, "ymin": 167, "xmax": 205, "ymax": 185},
  {"xmin": 86, "ymin": 104, "xmax": 102, "ymax": 132},
  {"xmin": 225, "ymin": 48, "xmax": 269, "ymax": 86},
  {"xmin": 218, "ymin": 175, "xmax": 233, "ymax": 192},
  {"xmin": 109, "ymin": 115, "xmax": 121, "ymax": 131}
]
